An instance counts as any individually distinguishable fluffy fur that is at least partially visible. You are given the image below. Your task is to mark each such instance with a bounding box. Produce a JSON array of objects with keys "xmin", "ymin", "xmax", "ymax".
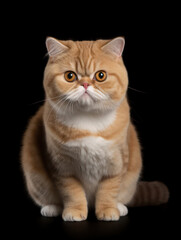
[{"xmin": 21, "ymin": 37, "xmax": 169, "ymax": 221}]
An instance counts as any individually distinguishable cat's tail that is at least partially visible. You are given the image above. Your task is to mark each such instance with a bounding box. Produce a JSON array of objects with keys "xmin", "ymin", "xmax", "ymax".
[{"xmin": 129, "ymin": 181, "xmax": 169, "ymax": 207}]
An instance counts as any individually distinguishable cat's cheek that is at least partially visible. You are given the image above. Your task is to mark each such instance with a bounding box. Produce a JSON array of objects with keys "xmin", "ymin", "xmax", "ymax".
[{"xmin": 54, "ymin": 75, "xmax": 75, "ymax": 93}]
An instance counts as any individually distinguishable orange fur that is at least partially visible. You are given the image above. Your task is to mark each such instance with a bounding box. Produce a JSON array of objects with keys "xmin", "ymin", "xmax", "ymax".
[{"xmin": 21, "ymin": 37, "xmax": 169, "ymax": 221}]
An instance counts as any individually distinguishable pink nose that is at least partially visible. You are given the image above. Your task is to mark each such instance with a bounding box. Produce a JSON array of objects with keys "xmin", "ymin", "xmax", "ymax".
[{"xmin": 82, "ymin": 82, "xmax": 89, "ymax": 90}]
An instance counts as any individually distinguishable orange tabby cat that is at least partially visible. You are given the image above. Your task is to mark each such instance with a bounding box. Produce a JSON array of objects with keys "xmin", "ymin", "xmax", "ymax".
[{"xmin": 21, "ymin": 37, "xmax": 169, "ymax": 221}]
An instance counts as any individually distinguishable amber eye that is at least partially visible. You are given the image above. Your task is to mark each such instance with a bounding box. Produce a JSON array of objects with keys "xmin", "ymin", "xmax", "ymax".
[
  {"xmin": 64, "ymin": 71, "xmax": 77, "ymax": 82},
  {"xmin": 94, "ymin": 70, "xmax": 107, "ymax": 82}
]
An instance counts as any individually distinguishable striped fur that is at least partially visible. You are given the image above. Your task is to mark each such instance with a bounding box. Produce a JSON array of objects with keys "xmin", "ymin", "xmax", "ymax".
[
  {"xmin": 129, "ymin": 181, "xmax": 169, "ymax": 207},
  {"xmin": 21, "ymin": 37, "xmax": 169, "ymax": 222}
]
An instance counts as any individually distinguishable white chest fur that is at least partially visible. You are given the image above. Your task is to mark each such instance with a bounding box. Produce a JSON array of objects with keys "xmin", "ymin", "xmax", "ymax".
[
  {"xmin": 49, "ymin": 94, "xmax": 117, "ymax": 133},
  {"xmin": 57, "ymin": 109, "xmax": 116, "ymax": 133},
  {"xmin": 64, "ymin": 136, "xmax": 113, "ymax": 180},
  {"xmin": 62, "ymin": 136, "xmax": 115, "ymax": 205}
]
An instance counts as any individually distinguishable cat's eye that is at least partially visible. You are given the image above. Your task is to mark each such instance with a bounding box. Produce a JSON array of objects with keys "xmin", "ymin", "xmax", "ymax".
[
  {"xmin": 94, "ymin": 70, "xmax": 107, "ymax": 82},
  {"xmin": 64, "ymin": 71, "xmax": 77, "ymax": 82}
]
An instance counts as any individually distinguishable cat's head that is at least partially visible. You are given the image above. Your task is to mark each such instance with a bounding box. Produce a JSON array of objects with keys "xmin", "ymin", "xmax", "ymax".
[{"xmin": 44, "ymin": 37, "xmax": 128, "ymax": 113}]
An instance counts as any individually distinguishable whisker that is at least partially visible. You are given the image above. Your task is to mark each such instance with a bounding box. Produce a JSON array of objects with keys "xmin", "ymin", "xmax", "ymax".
[
  {"xmin": 128, "ymin": 86, "xmax": 147, "ymax": 94},
  {"xmin": 94, "ymin": 84, "xmax": 109, "ymax": 98},
  {"xmin": 67, "ymin": 88, "xmax": 84, "ymax": 101},
  {"xmin": 71, "ymin": 101, "xmax": 74, "ymax": 114},
  {"xmin": 30, "ymin": 85, "xmax": 76, "ymax": 106},
  {"xmin": 30, "ymin": 99, "xmax": 46, "ymax": 105},
  {"xmin": 30, "ymin": 95, "xmax": 62, "ymax": 105},
  {"xmin": 47, "ymin": 98, "xmax": 62, "ymax": 122},
  {"xmin": 47, "ymin": 95, "xmax": 69, "ymax": 122},
  {"xmin": 61, "ymin": 98, "xmax": 72, "ymax": 115}
]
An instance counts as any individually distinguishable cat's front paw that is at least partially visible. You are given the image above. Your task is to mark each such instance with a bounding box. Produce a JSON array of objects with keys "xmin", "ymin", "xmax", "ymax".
[
  {"xmin": 62, "ymin": 207, "xmax": 88, "ymax": 222},
  {"xmin": 41, "ymin": 205, "xmax": 61, "ymax": 217},
  {"xmin": 96, "ymin": 207, "xmax": 120, "ymax": 221}
]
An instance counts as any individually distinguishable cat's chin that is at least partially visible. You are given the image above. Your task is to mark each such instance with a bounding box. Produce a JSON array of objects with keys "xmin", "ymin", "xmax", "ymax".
[{"xmin": 78, "ymin": 93, "xmax": 94, "ymax": 107}]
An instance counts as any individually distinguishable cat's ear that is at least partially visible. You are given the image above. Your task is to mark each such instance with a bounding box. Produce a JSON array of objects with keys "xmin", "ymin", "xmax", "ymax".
[
  {"xmin": 46, "ymin": 37, "xmax": 69, "ymax": 57},
  {"xmin": 101, "ymin": 37, "xmax": 125, "ymax": 57}
]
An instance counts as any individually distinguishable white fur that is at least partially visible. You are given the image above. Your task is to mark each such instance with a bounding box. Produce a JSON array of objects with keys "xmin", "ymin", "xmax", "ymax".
[
  {"xmin": 49, "ymin": 98, "xmax": 116, "ymax": 132},
  {"xmin": 41, "ymin": 205, "xmax": 61, "ymax": 217},
  {"xmin": 62, "ymin": 136, "xmax": 122, "ymax": 206},
  {"xmin": 117, "ymin": 203, "xmax": 128, "ymax": 216},
  {"xmin": 66, "ymin": 86, "xmax": 85, "ymax": 102},
  {"xmin": 48, "ymin": 136, "xmax": 117, "ymax": 207},
  {"xmin": 58, "ymin": 109, "xmax": 116, "ymax": 132},
  {"xmin": 67, "ymin": 85, "xmax": 108, "ymax": 105},
  {"xmin": 49, "ymin": 85, "xmax": 117, "ymax": 132},
  {"xmin": 64, "ymin": 136, "xmax": 113, "ymax": 180},
  {"xmin": 87, "ymin": 86, "xmax": 108, "ymax": 101}
]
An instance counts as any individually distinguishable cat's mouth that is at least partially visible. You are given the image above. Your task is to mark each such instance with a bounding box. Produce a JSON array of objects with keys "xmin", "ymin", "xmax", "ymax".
[
  {"xmin": 82, "ymin": 91, "xmax": 92, "ymax": 98},
  {"xmin": 65, "ymin": 85, "xmax": 108, "ymax": 108},
  {"xmin": 78, "ymin": 90, "xmax": 94, "ymax": 105}
]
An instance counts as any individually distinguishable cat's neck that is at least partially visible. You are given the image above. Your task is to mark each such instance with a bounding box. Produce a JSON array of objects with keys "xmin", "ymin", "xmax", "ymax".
[
  {"xmin": 60, "ymin": 109, "xmax": 117, "ymax": 133},
  {"xmin": 44, "ymin": 98, "xmax": 129, "ymax": 133}
]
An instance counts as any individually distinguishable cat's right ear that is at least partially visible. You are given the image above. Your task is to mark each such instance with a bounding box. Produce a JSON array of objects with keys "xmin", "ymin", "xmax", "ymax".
[{"xmin": 46, "ymin": 37, "xmax": 69, "ymax": 57}]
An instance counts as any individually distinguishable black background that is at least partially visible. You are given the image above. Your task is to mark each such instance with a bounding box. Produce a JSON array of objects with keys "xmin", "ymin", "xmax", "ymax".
[{"xmin": 3, "ymin": 3, "xmax": 179, "ymax": 239}]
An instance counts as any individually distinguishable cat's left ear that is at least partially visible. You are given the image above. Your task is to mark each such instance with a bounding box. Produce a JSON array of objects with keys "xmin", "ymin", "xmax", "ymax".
[
  {"xmin": 101, "ymin": 37, "xmax": 125, "ymax": 57},
  {"xmin": 46, "ymin": 37, "xmax": 69, "ymax": 57}
]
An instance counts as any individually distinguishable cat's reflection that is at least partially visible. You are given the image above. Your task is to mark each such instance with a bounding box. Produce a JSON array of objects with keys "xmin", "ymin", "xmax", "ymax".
[
  {"xmin": 36, "ymin": 213, "xmax": 130, "ymax": 239},
  {"xmin": 62, "ymin": 215, "xmax": 130, "ymax": 239}
]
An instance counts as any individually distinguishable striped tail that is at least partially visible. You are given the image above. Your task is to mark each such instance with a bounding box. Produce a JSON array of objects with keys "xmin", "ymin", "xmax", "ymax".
[{"xmin": 129, "ymin": 181, "xmax": 169, "ymax": 207}]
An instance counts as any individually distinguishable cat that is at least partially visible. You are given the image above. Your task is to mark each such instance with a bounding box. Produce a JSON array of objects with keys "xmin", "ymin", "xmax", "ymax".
[{"xmin": 21, "ymin": 37, "xmax": 169, "ymax": 221}]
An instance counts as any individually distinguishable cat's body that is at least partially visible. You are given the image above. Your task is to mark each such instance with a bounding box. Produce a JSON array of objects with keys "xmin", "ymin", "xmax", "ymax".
[{"xmin": 21, "ymin": 37, "xmax": 169, "ymax": 221}]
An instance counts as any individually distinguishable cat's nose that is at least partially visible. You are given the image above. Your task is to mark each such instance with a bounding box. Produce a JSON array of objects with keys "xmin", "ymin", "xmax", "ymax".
[{"xmin": 82, "ymin": 82, "xmax": 90, "ymax": 90}]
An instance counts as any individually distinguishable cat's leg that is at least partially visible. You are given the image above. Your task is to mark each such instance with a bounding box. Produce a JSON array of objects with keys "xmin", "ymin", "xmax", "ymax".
[
  {"xmin": 95, "ymin": 171, "xmax": 140, "ymax": 221},
  {"xmin": 95, "ymin": 174, "xmax": 122, "ymax": 221},
  {"xmin": 95, "ymin": 125, "xmax": 142, "ymax": 221},
  {"xmin": 116, "ymin": 171, "xmax": 140, "ymax": 213},
  {"xmin": 25, "ymin": 167, "xmax": 62, "ymax": 217},
  {"xmin": 59, "ymin": 177, "xmax": 88, "ymax": 221},
  {"xmin": 21, "ymin": 107, "xmax": 61, "ymax": 217}
]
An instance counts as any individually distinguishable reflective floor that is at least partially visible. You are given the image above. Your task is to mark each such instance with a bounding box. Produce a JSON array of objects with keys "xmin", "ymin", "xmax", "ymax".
[{"xmin": 6, "ymin": 193, "xmax": 176, "ymax": 239}]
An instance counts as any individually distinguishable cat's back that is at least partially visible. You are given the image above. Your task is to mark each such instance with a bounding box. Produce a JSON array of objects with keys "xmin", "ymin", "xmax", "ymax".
[{"xmin": 21, "ymin": 105, "xmax": 45, "ymax": 169}]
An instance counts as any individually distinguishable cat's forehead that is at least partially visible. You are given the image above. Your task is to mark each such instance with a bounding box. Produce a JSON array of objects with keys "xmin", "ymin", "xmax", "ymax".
[
  {"xmin": 68, "ymin": 40, "xmax": 105, "ymax": 75},
  {"xmin": 47, "ymin": 37, "xmax": 125, "ymax": 73}
]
